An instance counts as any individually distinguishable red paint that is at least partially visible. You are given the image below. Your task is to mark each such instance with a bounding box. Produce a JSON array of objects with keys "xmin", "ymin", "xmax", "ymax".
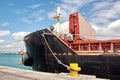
[
  {"xmin": 61, "ymin": 12, "xmax": 120, "ymax": 54},
  {"xmin": 69, "ymin": 12, "xmax": 79, "ymax": 40}
]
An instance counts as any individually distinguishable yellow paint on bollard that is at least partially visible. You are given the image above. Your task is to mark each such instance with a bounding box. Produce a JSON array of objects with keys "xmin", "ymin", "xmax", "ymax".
[{"xmin": 67, "ymin": 63, "xmax": 81, "ymax": 77}]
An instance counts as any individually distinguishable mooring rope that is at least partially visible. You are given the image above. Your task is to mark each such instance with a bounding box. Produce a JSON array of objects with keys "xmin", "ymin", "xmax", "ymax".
[{"xmin": 42, "ymin": 33, "xmax": 69, "ymax": 68}]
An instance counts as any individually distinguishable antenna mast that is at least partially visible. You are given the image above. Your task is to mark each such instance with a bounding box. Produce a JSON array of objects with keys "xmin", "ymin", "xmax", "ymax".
[{"xmin": 53, "ymin": 7, "xmax": 61, "ymax": 37}]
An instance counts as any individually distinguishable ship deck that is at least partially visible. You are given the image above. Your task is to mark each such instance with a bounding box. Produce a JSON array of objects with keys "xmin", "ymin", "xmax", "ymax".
[{"xmin": 0, "ymin": 66, "xmax": 109, "ymax": 80}]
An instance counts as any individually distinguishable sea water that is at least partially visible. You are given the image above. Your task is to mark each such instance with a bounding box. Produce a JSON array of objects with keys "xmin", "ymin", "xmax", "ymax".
[{"xmin": 0, "ymin": 54, "xmax": 32, "ymax": 70}]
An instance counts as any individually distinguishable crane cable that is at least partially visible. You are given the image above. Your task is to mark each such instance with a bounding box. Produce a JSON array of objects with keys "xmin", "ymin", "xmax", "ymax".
[{"xmin": 42, "ymin": 33, "xmax": 69, "ymax": 68}]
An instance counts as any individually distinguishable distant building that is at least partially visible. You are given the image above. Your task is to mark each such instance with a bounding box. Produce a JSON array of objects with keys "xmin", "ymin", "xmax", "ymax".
[{"xmin": 18, "ymin": 49, "xmax": 26, "ymax": 55}]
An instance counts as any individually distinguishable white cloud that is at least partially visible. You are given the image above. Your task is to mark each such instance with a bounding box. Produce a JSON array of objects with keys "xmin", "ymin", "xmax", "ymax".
[
  {"xmin": 0, "ymin": 30, "xmax": 10, "ymax": 37},
  {"xmin": 0, "ymin": 22, "xmax": 10, "ymax": 27},
  {"xmin": 15, "ymin": 9, "xmax": 24, "ymax": 14},
  {"xmin": 108, "ymin": 20, "xmax": 120, "ymax": 32},
  {"xmin": 60, "ymin": 21, "xmax": 69, "ymax": 34},
  {"xmin": 21, "ymin": 10, "xmax": 45, "ymax": 24},
  {"xmin": 29, "ymin": 4, "xmax": 41, "ymax": 9},
  {"xmin": 48, "ymin": 0, "xmax": 94, "ymax": 20},
  {"xmin": 21, "ymin": 17, "xmax": 32, "ymax": 24},
  {"xmin": 92, "ymin": 1, "xmax": 112, "ymax": 11},
  {"xmin": 62, "ymin": 0, "xmax": 94, "ymax": 7},
  {"xmin": 53, "ymin": 21, "xmax": 69, "ymax": 34},
  {"xmin": 0, "ymin": 40, "xmax": 25, "ymax": 53},
  {"xmin": 91, "ymin": 20, "xmax": 120, "ymax": 40},
  {"xmin": 0, "ymin": 31, "xmax": 27, "ymax": 53},
  {"xmin": 49, "ymin": 1, "xmax": 54, "ymax": 4},
  {"xmin": 47, "ymin": 10, "xmax": 56, "ymax": 19},
  {"xmin": 0, "ymin": 39, "xmax": 4, "ymax": 43},
  {"xmin": 85, "ymin": 0, "xmax": 120, "ymax": 40},
  {"xmin": 12, "ymin": 31, "xmax": 30, "ymax": 40},
  {"xmin": 10, "ymin": 31, "xmax": 30, "ymax": 52},
  {"xmin": 29, "ymin": 10, "xmax": 45, "ymax": 22},
  {"xmin": 89, "ymin": 0, "xmax": 120, "ymax": 27}
]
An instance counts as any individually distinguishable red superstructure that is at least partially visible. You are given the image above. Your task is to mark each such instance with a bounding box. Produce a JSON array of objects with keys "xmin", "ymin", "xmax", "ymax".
[
  {"xmin": 61, "ymin": 12, "xmax": 120, "ymax": 54},
  {"xmin": 69, "ymin": 12, "xmax": 80, "ymax": 40}
]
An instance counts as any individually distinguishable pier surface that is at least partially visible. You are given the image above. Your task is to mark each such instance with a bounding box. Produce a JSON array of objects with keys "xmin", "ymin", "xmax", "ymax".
[{"xmin": 0, "ymin": 66, "xmax": 109, "ymax": 80}]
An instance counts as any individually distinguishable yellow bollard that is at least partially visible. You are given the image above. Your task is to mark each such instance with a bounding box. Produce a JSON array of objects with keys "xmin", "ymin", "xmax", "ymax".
[{"xmin": 67, "ymin": 63, "xmax": 81, "ymax": 77}]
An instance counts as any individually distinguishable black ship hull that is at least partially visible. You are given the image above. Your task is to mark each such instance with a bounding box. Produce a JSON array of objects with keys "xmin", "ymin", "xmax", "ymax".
[{"xmin": 23, "ymin": 29, "xmax": 120, "ymax": 79}]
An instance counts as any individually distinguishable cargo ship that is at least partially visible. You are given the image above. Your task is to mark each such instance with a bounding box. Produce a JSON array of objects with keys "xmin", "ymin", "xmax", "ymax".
[{"xmin": 22, "ymin": 7, "xmax": 120, "ymax": 79}]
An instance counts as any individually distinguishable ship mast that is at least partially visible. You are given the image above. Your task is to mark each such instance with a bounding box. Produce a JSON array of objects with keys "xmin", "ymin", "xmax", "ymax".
[{"xmin": 53, "ymin": 7, "xmax": 61, "ymax": 37}]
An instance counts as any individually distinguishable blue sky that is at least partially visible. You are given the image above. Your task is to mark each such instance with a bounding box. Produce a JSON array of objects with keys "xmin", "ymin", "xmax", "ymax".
[{"xmin": 0, "ymin": 0, "xmax": 120, "ymax": 53}]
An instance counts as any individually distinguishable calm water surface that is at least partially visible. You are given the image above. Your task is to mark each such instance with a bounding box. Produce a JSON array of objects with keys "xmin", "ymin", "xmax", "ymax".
[{"xmin": 0, "ymin": 54, "xmax": 32, "ymax": 70}]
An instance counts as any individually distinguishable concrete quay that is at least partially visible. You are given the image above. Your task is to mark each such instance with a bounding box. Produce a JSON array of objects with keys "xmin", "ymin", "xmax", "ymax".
[{"xmin": 0, "ymin": 66, "xmax": 109, "ymax": 80}]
